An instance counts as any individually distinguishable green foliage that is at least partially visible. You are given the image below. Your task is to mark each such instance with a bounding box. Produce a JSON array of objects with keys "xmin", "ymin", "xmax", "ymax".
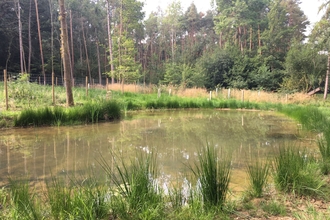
[
  {"xmin": 163, "ymin": 63, "xmax": 205, "ymax": 88},
  {"xmin": 197, "ymin": 48, "xmax": 234, "ymax": 90},
  {"xmin": 283, "ymin": 43, "xmax": 326, "ymax": 93}
]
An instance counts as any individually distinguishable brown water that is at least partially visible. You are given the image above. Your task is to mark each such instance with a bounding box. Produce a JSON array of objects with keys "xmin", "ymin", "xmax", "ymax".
[{"xmin": 0, "ymin": 109, "xmax": 316, "ymax": 193}]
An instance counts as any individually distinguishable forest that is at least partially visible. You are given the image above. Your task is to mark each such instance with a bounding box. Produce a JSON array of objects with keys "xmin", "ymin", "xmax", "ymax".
[{"xmin": 0, "ymin": 0, "xmax": 330, "ymax": 93}]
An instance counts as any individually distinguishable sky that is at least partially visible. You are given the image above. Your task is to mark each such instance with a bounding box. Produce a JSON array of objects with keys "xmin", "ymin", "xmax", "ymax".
[{"xmin": 141, "ymin": 0, "xmax": 324, "ymax": 34}]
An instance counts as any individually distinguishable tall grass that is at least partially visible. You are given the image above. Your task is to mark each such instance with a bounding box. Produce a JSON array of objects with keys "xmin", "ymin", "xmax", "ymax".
[
  {"xmin": 14, "ymin": 100, "xmax": 121, "ymax": 126},
  {"xmin": 100, "ymin": 151, "xmax": 163, "ymax": 218},
  {"xmin": 273, "ymin": 146, "xmax": 324, "ymax": 196},
  {"xmin": 246, "ymin": 159, "xmax": 269, "ymax": 198},
  {"xmin": 190, "ymin": 145, "xmax": 231, "ymax": 208},
  {"xmin": 9, "ymin": 179, "xmax": 42, "ymax": 220},
  {"xmin": 317, "ymin": 130, "xmax": 330, "ymax": 175},
  {"xmin": 46, "ymin": 175, "xmax": 110, "ymax": 219}
]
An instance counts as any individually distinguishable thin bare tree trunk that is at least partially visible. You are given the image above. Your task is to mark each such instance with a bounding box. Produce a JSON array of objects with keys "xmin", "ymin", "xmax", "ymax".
[
  {"xmin": 324, "ymin": 54, "xmax": 330, "ymax": 99},
  {"xmin": 107, "ymin": 0, "xmax": 115, "ymax": 84},
  {"xmin": 34, "ymin": 0, "xmax": 46, "ymax": 84},
  {"xmin": 49, "ymin": 0, "xmax": 54, "ymax": 73},
  {"xmin": 96, "ymin": 36, "xmax": 102, "ymax": 85},
  {"xmin": 16, "ymin": 0, "xmax": 25, "ymax": 74},
  {"xmin": 28, "ymin": 0, "xmax": 32, "ymax": 73},
  {"xmin": 70, "ymin": 10, "xmax": 74, "ymax": 80},
  {"xmin": 258, "ymin": 25, "xmax": 262, "ymax": 55},
  {"xmin": 58, "ymin": 0, "xmax": 74, "ymax": 106},
  {"xmin": 81, "ymin": 19, "xmax": 91, "ymax": 82}
]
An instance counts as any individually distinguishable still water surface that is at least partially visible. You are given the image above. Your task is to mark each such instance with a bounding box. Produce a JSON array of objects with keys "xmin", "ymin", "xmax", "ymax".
[{"xmin": 0, "ymin": 109, "xmax": 316, "ymax": 193}]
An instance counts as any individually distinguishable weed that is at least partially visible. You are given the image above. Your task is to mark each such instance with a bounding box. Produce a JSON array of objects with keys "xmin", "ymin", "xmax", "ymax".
[{"xmin": 261, "ymin": 200, "xmax": 287, "ymax": 216}]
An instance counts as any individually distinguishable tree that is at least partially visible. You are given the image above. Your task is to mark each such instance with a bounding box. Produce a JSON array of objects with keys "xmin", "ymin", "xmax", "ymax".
[
  {"xmin": 283, "ymin": 42, "xmax": 326, "ymax": 92},
  {"xmin": 58, "ymin": 0, "xmax": 74, "ymax": 106},
  {"xmin": 310, "ymin": 1, "xmax": 330, "ymax": 99},
  {"xmin": 34, "ymin": 0, "xmax": 46, "ymax": 84}
]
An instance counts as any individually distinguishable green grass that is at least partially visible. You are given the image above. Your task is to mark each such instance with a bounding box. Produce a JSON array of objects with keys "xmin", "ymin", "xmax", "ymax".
[
  {"xmin": 261, "ymin": 200, "xmax": 287, "ymax": 216},
  {"xmin": 190, "ymin": 145, "xmax": 231, "ymax": 208},
  {"xmin": 100, "ymin": 151, "xmax": 164, "ymax": 219},
  {"xmin": 14, "ymin": 100, "xmax": 121, "ymax": 126},
  {"xmin": 9, "ymin": 178, "xmax": 42, "ymax": 220},
  {"xmin": 273, "ymin": 146, "xmax": 324, "ymax": 196},
  {"xmin": 246, "ymin": 159, "xmax": 270, "ymax": 198}
]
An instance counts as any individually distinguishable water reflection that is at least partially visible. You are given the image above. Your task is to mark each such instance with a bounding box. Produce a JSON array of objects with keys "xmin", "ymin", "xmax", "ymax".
[{"xmin": 0, "ymin": 109, "xmax": 316, "ymax": 193}]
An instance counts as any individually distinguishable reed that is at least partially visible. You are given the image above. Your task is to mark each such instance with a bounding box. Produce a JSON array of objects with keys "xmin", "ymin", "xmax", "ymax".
[
  {"xmin": 100, "ymin": 151, "xmax": 163, "ymax": 218},
  {"xmin": 246, "ymin": 159, "xmax": 270, "ymax": 198},
  {"xmin": 9, "ymin": 179, "xmax": 42, "ymax": 220},
  {"xmin": 317, "ymin": 130, "xmax": 330, "ymax": 175},
  {"xmin": 273, "ymin": 146, "xmax": 323, "ymax": 195},
  {"xmin": 190, "ymin": 145, "xmax": 231, "ymax": 208},
  {"xmin": 46, "ymin": 177, "xmax": 73, "ymax": 219}
]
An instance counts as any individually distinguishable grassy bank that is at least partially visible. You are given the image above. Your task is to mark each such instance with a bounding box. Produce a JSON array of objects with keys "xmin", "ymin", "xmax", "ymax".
[{"xmin": 1, "ymin": 81, "xmax": 330, "ymax": 128}]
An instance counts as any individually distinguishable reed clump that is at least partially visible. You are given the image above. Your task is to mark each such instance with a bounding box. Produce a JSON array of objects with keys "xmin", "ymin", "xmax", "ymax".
[
  {"xmin": 190, "ymin": 145, "xmax": 231, "ymax": 208},
  {"xmin": 273, "ymin": 146, "xmax": 324, "ymax": 196},
  {"xmin": 100, "ymin": 151, "xmax": 164, "ymax": 219},
  {"xmin": 246, "ymin": 159, "xmax": 270, "ymax": 198}
]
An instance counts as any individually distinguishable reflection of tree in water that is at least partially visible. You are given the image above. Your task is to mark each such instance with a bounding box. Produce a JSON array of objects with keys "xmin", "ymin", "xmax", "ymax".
[{"xmin": 0, "ymin": 110, "xmax": 311, "ymax": 189}]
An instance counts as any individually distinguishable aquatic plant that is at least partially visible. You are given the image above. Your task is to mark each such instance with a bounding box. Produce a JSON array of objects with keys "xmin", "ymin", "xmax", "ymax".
[
  {"xmin": 273, "ymin": 146, "xmax": 324, "ymax": 195},
  {"xmin": 317, "ymin": 130, "xmax": 330, "ymax": 175},
  {"xmin": 246, "ymin": 159, "xmax": 270, "ymax": 198},
  {"xmin": 190, "ymin": 145, "xmax": 231, "ymax": 208},
  {"xmin": 9, "ymin": 179, "xmax": 42, "ymax": 220},
  {"xmin": 100, "ymin": 151, "xmax": 163, "ymax": 218}
]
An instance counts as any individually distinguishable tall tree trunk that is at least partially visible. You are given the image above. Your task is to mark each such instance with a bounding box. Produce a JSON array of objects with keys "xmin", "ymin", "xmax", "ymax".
[
  {"xmin": 81, "ymin": 19, "xmax": 91, "ymax": 82},
  {"xmin": 107, "ymin": 0, "xmax": 115, "ymax": 84},
  {"xmin": 58, "ymin": 0, "xmax": 74, "ymax": 106},
  {"xmin": 119, "ymin": 0, "xmax": 123, "ymax": 92},
  {"xmin": 28, "ymin": 0, "xmax": 32, "ymax": 73},
  {"xmin": 249, "ymin": 27, "xmax": 252, "ymax": 51},
  {"xmin": 96, "ymin": 37, "xmax": 102, "ymax": 85},
  {"xmin": 70, "ymin": 10, "xmax": 74, "ymax": 80},
  {"xmin": 16, "ymin": 0, "xmax": 25, "ymax": 74},
  {"xmin": 48, "ymin": 0, "xmax": 54, "ymax": 73},
  {"xmin": 324, "ymin": 54, "xmax": 330, "ymax": 99},
  {"xmin": 34, "ymin": 0, "xmax": 46, "ymax": 84},
  {"xmin": 258, "ymin": 25, "xmax": 262, "ymax": 55}
]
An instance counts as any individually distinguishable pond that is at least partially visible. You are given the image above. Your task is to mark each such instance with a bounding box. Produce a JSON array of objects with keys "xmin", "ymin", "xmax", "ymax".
[{"xmin": 0, "ymin": 109, "xmax": 317, "ymax": 194}]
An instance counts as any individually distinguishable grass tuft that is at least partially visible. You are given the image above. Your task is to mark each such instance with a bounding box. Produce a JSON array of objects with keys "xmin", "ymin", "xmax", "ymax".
[
  {"xmin": 273, "ymin": 146, "xmax": 324, "ymax": 196},
  {"xmin": 190, "ymin": 145, "xmax": 231, "ymax": 208},
  {"xmin": 246, "ymin": 159, "xmax": 269, "ymax": 198}
]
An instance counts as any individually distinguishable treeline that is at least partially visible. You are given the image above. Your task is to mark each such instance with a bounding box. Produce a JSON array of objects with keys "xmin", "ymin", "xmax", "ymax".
[{"xmin": 0, "ymin": 0, "xmax": 329, "ymax": 92}]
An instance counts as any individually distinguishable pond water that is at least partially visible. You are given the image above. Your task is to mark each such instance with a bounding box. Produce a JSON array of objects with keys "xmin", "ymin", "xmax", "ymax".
[{"xmin": 0, "ymin": 109, "xmax": 317, "ymax": 193}]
